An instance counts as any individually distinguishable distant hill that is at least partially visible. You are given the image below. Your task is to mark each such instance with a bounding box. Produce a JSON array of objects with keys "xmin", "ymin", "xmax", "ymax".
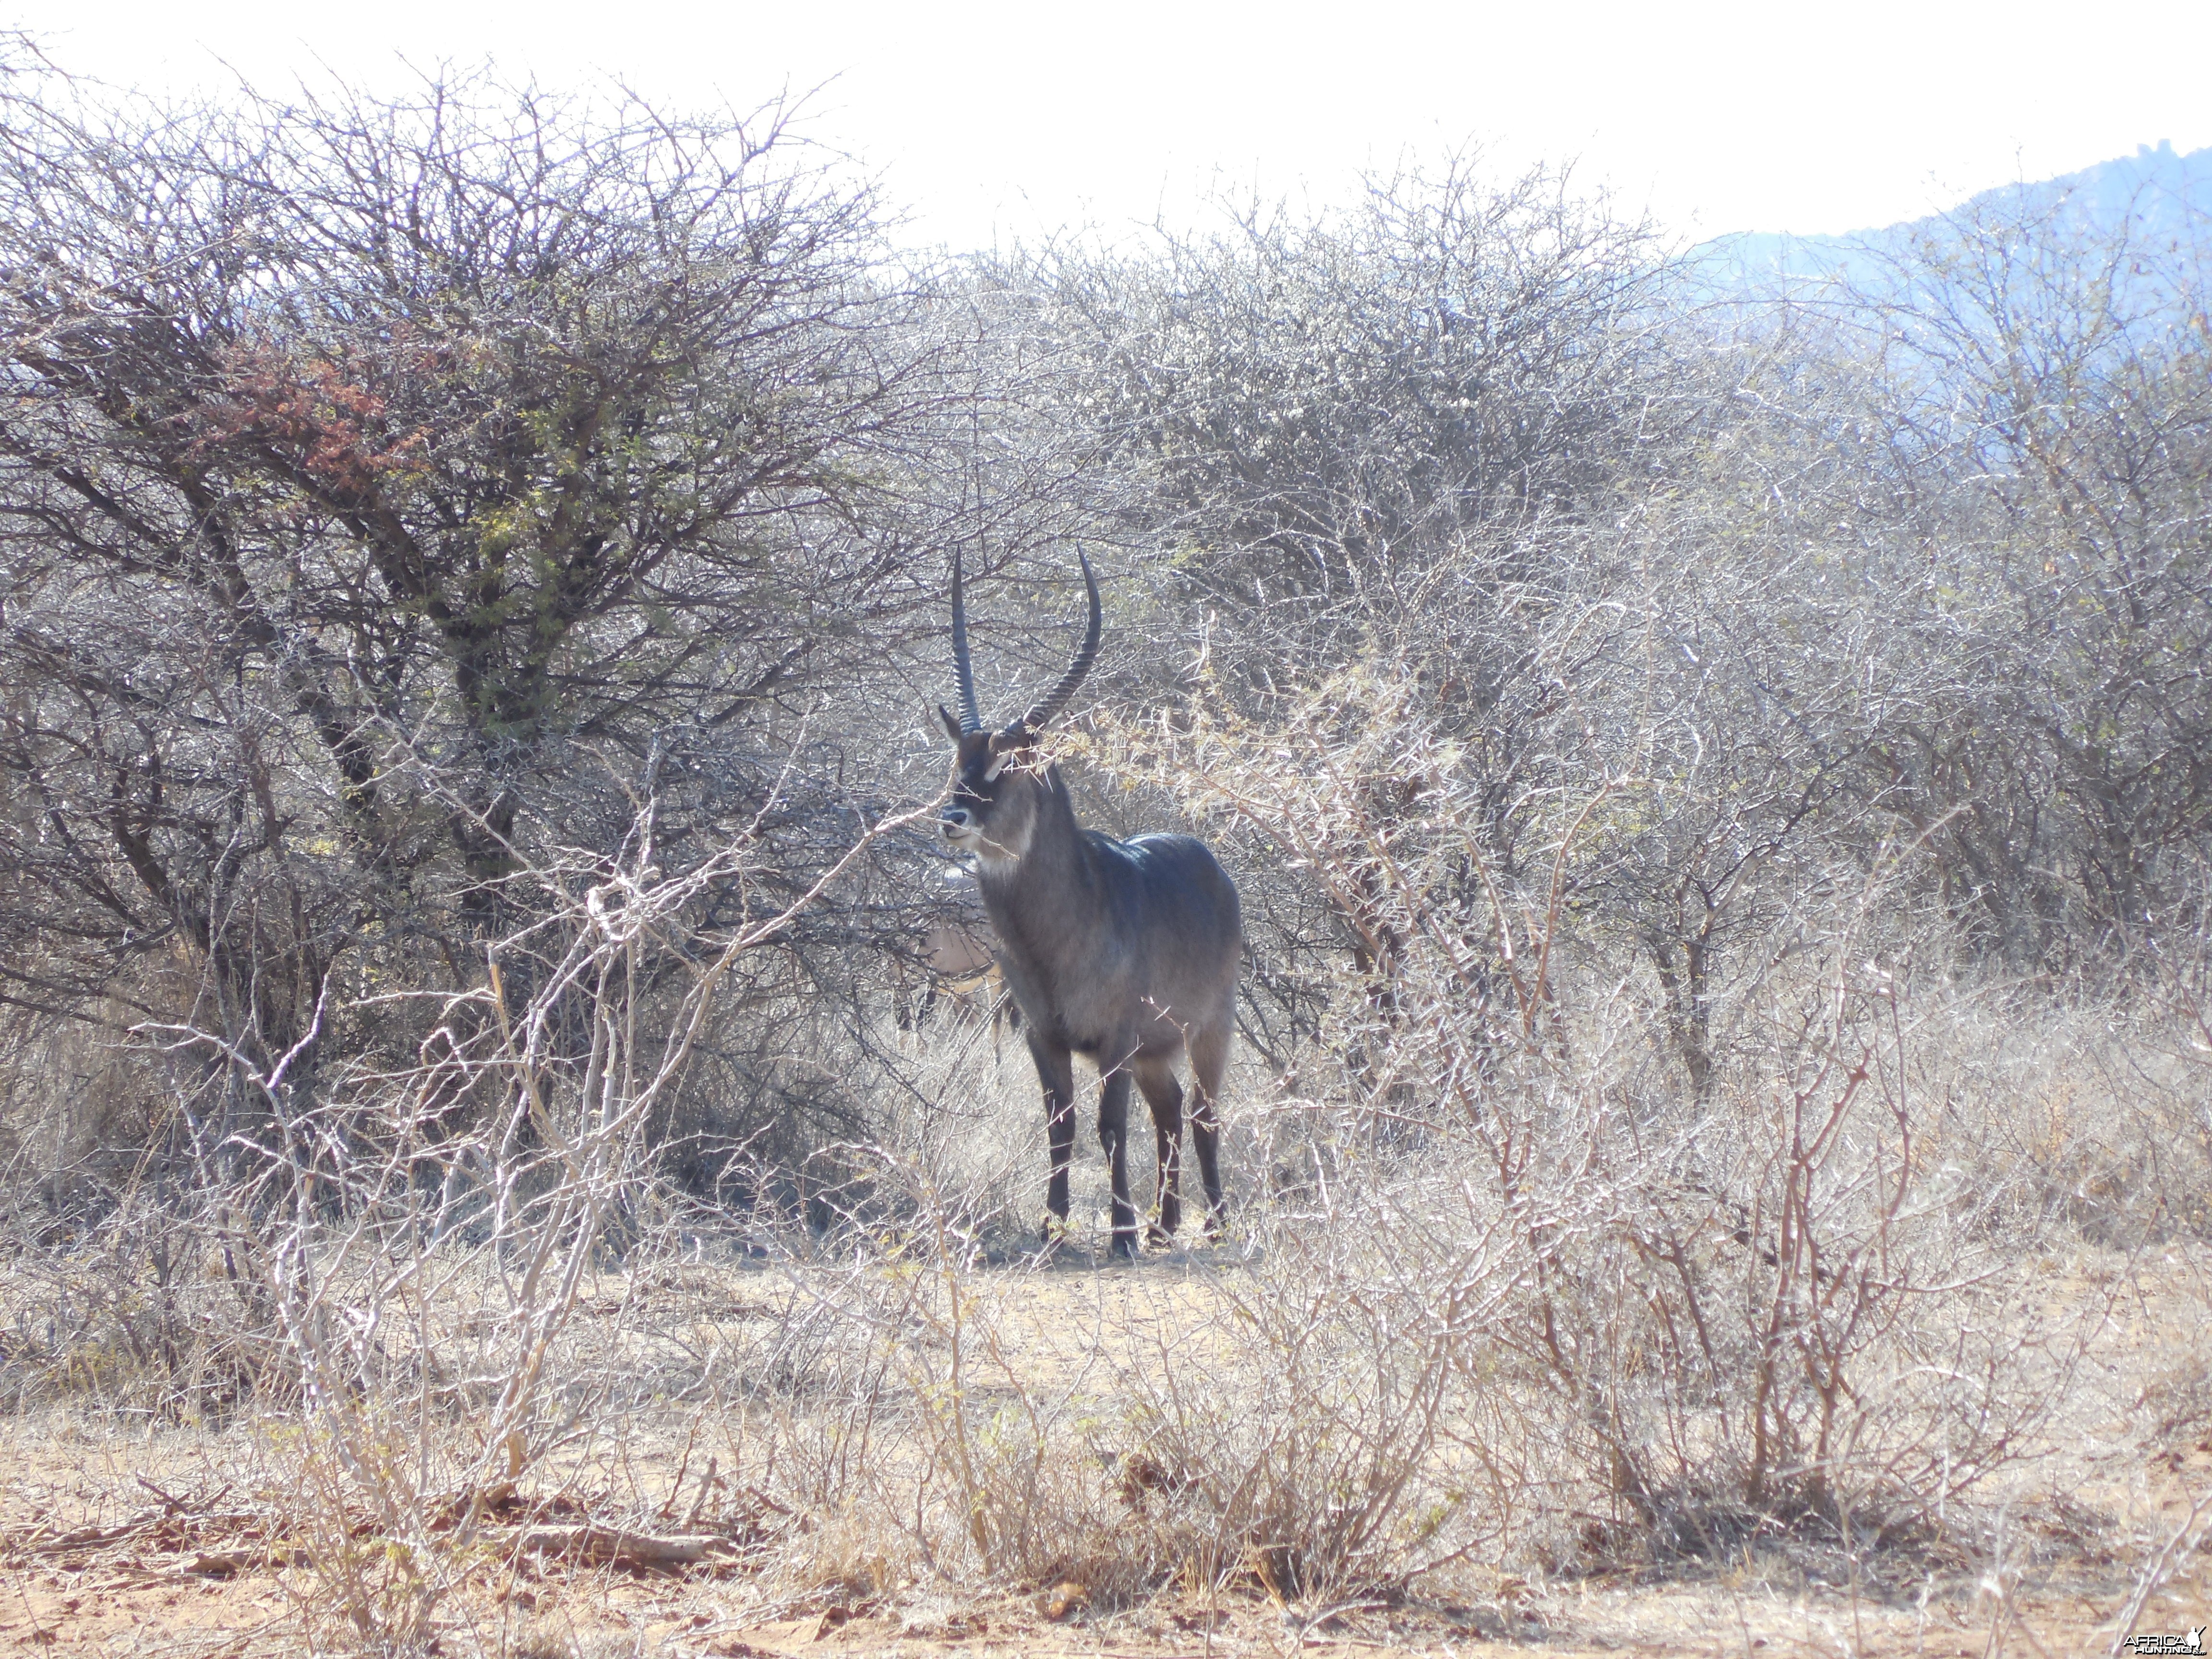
[{"xmin": 1690, "ymin": 140, "xmax": 2212, "ymax": 296}]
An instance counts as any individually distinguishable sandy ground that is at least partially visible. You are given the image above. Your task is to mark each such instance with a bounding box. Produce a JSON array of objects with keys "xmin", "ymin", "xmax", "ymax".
[
  {"xmin": 3, "ymin": 1249, "xmax": 2208, "ymax": 1657},
  {"xmin": 0, "ymin": 1533, "xmax": 2204, "ymax": 1657}
]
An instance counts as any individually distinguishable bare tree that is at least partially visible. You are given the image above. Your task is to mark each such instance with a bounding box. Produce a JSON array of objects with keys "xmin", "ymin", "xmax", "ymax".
[
  {"xmin": 1840, "ymin": 175, "xmax": 2212, "ymax": 962},
  {"xmin": 0, "ymin": 62, "xmax": 1003, "ymax": 1184}
]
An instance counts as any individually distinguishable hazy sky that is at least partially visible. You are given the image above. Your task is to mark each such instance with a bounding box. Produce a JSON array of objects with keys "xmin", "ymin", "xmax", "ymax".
[{"xmin": 6, "ymin": 0, "xmax": 2208, "ymax": 252}]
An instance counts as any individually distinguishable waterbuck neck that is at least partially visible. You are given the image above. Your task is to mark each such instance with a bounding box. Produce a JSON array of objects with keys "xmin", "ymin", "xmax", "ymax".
[{"xmin": 973, "ymin": 767, "xmax": 1106, "ymax": 938}]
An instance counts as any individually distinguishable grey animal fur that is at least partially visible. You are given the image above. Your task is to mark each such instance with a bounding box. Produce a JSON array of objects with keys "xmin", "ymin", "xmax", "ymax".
[{"xmin": 938, "ymin": 552, "xmax": 1242, "ymax": 1257}]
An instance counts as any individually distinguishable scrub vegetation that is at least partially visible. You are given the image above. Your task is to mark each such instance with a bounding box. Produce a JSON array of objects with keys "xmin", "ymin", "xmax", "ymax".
[{"xmin": 1, "ymin": 46, "xmax": 2209, "ymax": 1657}]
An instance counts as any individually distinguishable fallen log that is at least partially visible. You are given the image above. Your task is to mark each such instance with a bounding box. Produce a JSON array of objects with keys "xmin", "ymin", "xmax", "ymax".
[
  {"xmin": 511, "ymin": 1525, "xmax": 730, "ymax": 1570},
  {"xmin": 28, "ymin": 1520, "xmax": 151, "ymax": 1554}
]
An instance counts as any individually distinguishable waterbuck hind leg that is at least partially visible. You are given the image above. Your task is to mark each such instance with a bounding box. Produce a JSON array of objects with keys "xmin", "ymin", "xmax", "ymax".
[
  {"xmin": 1097, "ymin": 1060, "xmax": 1140, "ymax": 1259},
  {"xmin": 1134, "ymin": 1057, "xmax": 1186, "ymax": 1245},
  {"xmin": 1032, "ymin": 1037, "xmax": 1079, "ymax": 1240},
  {"xmin": 1188, "ymin": 1022, "xmax": 1231, "ymax": 1238}
]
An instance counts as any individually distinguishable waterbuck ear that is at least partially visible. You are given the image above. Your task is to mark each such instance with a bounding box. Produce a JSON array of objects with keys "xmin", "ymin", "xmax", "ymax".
[
  {"xmin": 937, "ymin": 704, "xmax": 964, "ymax": 743},
  {"xmin": 984, "ymin": 728, "xmax": 1027, "ymax": 781}
]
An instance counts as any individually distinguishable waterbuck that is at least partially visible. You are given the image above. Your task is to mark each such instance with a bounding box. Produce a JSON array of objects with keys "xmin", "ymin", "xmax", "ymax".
[{"xmin": 937, "ymin": 551, "xmax": 1241, "ymax": 1258}]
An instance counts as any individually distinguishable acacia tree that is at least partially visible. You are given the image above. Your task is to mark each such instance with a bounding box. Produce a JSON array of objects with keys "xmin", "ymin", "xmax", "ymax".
[
  {"xmin": 1007, "ymin": 160, "xmax": 1678, "ymax": 676},
  {"xmin": 989, "ymin": 165, "xmax": 1720, "ymax": 1058},
  {"xmin": 0, "ymin": 64, "xmax": 984, "ymax": 1155},
  {"xmin": 1846, "ymin": 179, "xmax": 2212, "ymax": 962}
]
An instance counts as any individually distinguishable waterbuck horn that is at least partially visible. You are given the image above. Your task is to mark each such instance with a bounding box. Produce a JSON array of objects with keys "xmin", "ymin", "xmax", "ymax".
[
  {"xmin": 1013, "ymin": 552, "xmax": 1101, "ymax": 736},
  {"xmin": 949, "ymin": 547, "xmax": 984, "ymax": 735}
]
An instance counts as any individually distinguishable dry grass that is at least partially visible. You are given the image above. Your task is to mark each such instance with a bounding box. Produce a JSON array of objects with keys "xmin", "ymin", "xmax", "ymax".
[
  {"xmin": 4, "ymin": 978, "xmax": 2212, "ymax": 1658},
  {"xmin": 0, "ymin": 1246, "xmax": 2205, "ymax": 1657},
  {"xmin": 4, "ymin": 785, "xmax": 2212, "ymax": 1656}
]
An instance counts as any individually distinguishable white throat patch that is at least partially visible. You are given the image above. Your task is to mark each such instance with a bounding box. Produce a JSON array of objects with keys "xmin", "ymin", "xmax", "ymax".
[{"xmin": 972, "ymin": 814, "xmax": 1032, "ymax": 869}]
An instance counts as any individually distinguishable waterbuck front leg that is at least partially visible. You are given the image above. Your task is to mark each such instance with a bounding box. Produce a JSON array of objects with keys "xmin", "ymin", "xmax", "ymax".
[
  {"xmin": 1031, "ymin": 1036, "xmax": 1079, "ymax": 1243},
  {"xmin": 1134, "ymin": 1057, "xmax": 1185, "ymax": 1246},
  {"xmin": 1096, "ymin": 1050, "xmax": 1141, "ymax": 1260}
]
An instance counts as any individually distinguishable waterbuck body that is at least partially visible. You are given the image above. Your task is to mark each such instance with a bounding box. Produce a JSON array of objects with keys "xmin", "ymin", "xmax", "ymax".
[{"xmin": 938, "ymin": 553, "xmax": 1241, "ymax": 1257}]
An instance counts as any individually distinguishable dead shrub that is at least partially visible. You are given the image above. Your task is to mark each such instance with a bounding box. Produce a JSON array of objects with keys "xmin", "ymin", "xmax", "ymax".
[{"xmin": 1092, "ymin": 661, "xmax": 2124, "ymax": 1573}]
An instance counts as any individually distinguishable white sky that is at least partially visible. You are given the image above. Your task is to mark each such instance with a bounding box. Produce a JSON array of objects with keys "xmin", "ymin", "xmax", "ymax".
[{"xmin": 6, "ymin": 0, "xmax": 2209, "ymax": 253}]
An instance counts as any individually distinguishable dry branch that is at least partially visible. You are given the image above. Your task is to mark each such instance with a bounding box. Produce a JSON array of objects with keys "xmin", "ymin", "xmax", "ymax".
[{"xmin": 510, "ymin": 1525, "xmax": 737, "ymax": 1570}]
